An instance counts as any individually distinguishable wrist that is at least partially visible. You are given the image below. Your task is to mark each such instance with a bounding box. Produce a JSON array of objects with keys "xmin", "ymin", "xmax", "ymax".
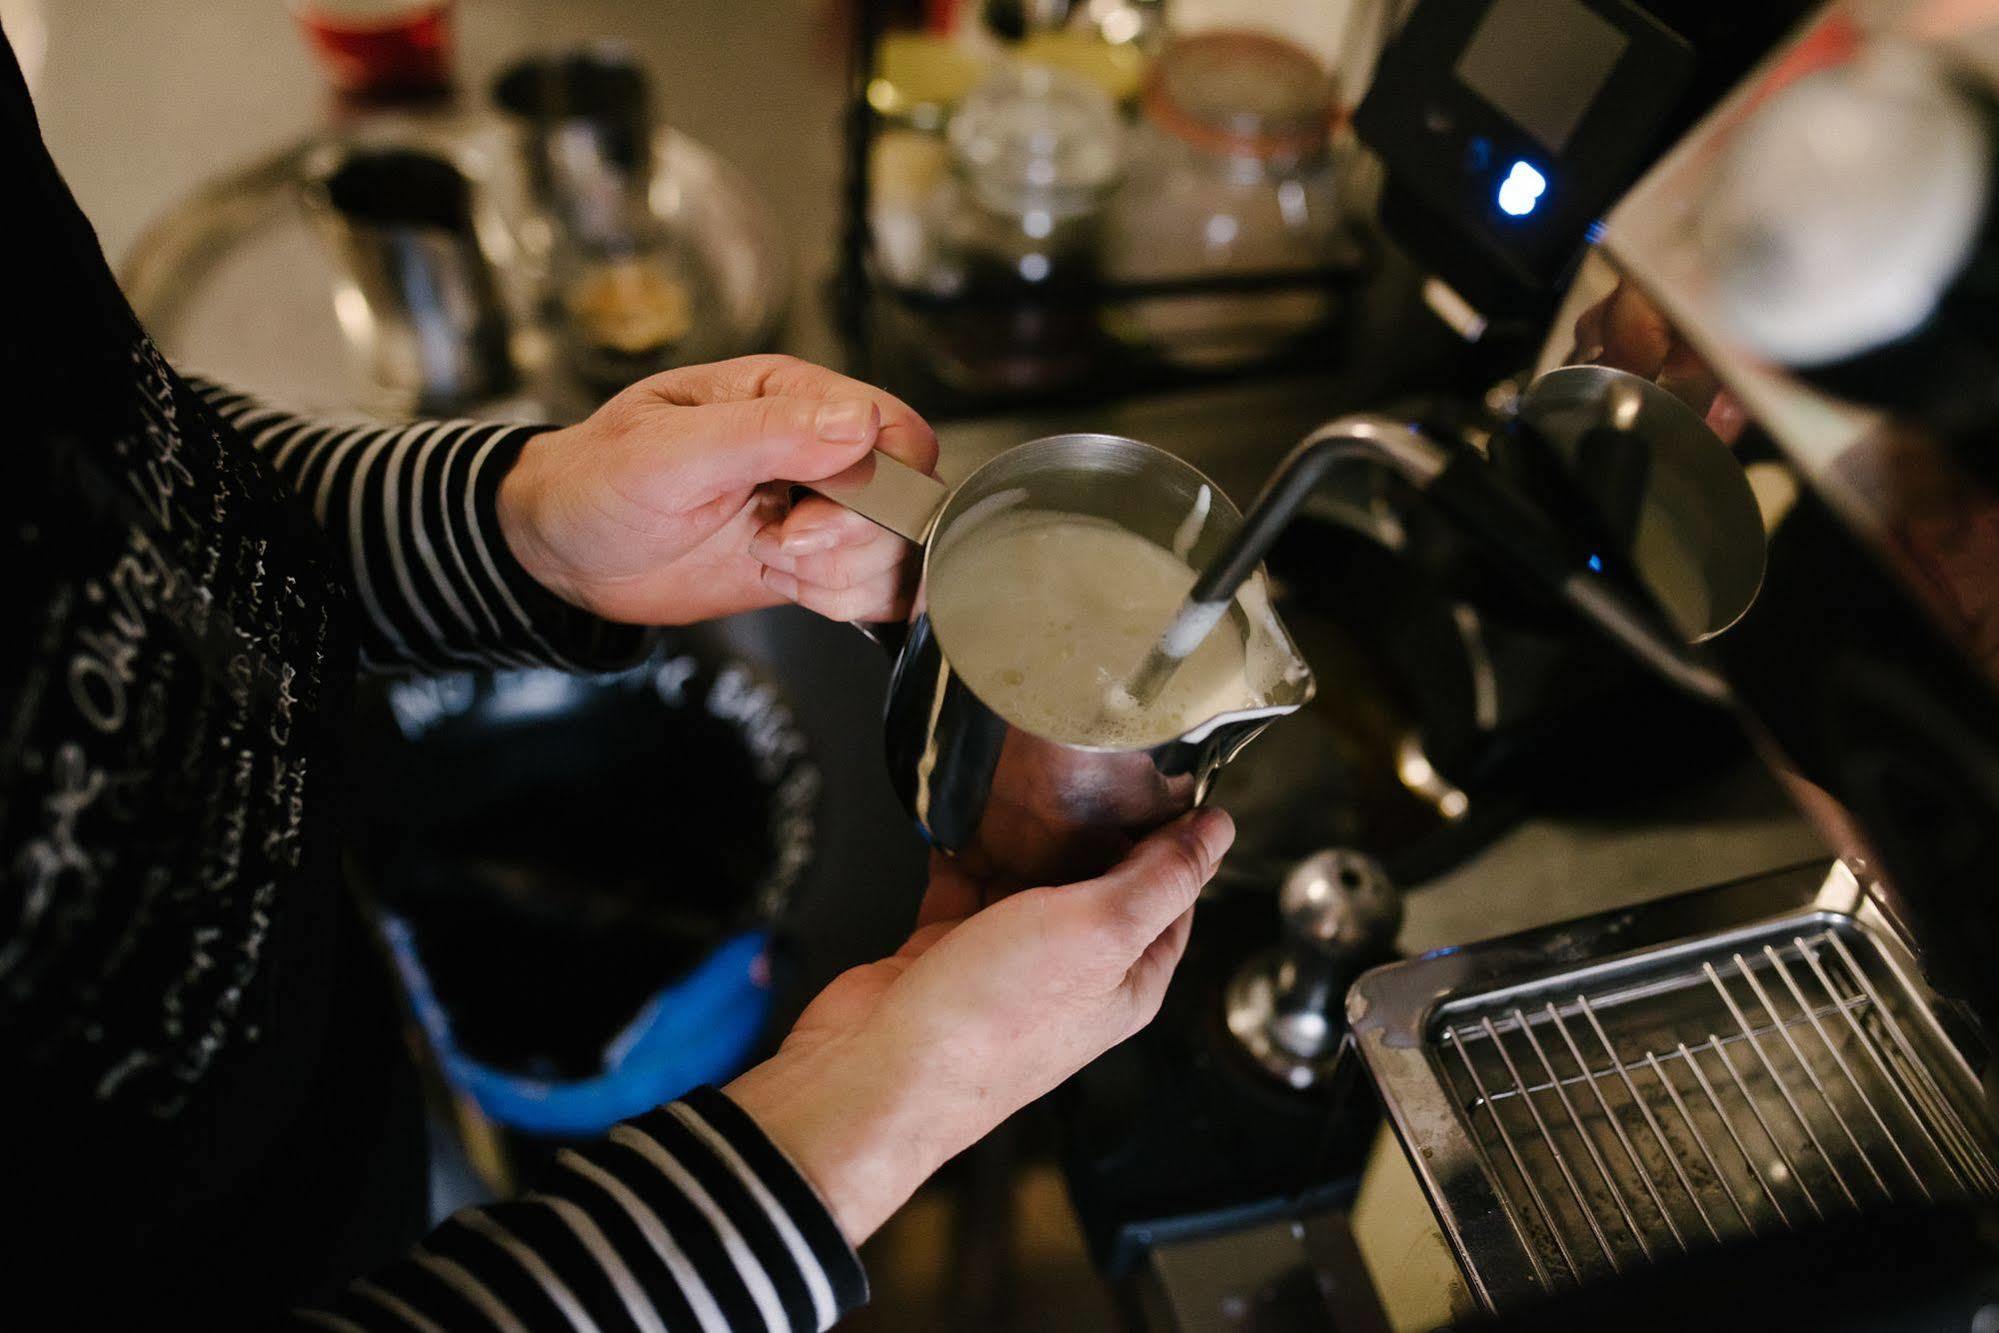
[
  {"xmin": 496, "ymin": 425, "xmax": 586, "ymax": 610},
  {"xmin": 723, "ymin": 1031, "xmax": 957, "ymax": 1245}
]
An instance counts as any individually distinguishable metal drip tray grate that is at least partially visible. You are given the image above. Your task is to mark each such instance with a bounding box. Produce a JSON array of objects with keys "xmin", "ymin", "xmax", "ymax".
[{"xmin": 1432, "ymin": 922, "xmax": 1999, "ymax": 1293}]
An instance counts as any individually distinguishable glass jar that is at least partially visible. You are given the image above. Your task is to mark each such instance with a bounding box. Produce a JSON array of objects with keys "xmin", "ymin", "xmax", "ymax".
[
  {"xmin": 492, "ymin": 47, "xmax": 695, "ymax": 392},
  {"xmin": 555, "ymin": 235, "xmax": 703, "ymax": 393},
  {"xmin": 911, "ymin": 63, "xmax": 1124, "ymax": 394},
  {"xmin": 1103, "ymin": 30, "xmax": 1352, "ymax": 370}
]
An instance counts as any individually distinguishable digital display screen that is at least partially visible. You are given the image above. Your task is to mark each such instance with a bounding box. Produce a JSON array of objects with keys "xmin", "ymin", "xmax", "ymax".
[{"xmin": 1455, "ymin": 0, "xmax": 1629, "ymax": 153}]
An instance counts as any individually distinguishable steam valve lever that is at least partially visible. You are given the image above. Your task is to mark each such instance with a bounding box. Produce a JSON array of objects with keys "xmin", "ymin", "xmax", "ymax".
[{"xmin": 1225, "ymin": 849, "xmax": 1402, "ymax": 1090}]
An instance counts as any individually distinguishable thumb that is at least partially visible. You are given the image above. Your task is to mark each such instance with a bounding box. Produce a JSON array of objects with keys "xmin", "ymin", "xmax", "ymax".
[
  {"xmin": 1069, "ymin": 809, "xmax": 1234, "ymax": 956},
  {"xmin": 673, "ymin": 395, "xmax": 882, "ymax": 494}
]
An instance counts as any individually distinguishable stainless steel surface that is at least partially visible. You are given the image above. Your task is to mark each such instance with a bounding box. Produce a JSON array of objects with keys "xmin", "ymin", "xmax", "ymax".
[
  {"xmin": 924, "ymin": 382, "xmax": 1825, "ymax": 937},
  {"xmin": 879, "ymin": 432, "xmax": 1313, "ymax": 888},
  {"xmin": 939, "ymin": 382, "xmax": 1822, "ymax": 935},
  {"xmin": 1226, "ymin": 848, "xmax": 1401, "ymax": 1089},
  {"xmin": 808, "ymin": 447, "xmax": 952, "ymax": 545},
  {"xmin": 1281, "ymin": 848, "xmax": 1402, "ymax": 957},
  {"xmin": 122, "ymin": 112, "xmax": 786, "ymax": 417},
  {"xmin": 1517, "ymin": 365, "xmax": 1767, "ymax": 644},
  {"xmin": 1121, "ymin": 414, "xmax": 1442, "ymax": 711},
  {"xmin": 1169, "ymin": 358, "xmax": 1767, "ymax": 703},
  {"xmin": 1440, "ymin": 934, "xmax": 1999, "ymax": 1280},
  {"xmin": 491, "ymin": 43, "xmax": 655, "ymax": 249},
  {"xmin": 1149, "ymin": 379, "xmax": 1742, "ymax": 716},
  {"xmin": 1293, "ymin": 413, "xmax": 1451, "ymax": 487},
  {"xmin": 1350, "ymin": 861, "xmax": 1999, "ymax": 1314},
  {"xmin": 1136, "ymin": 1214, "xmax": 1385, "ymax": 1333},
  {"xmin": 26, "ymin": 0, "xmax": 853, "ymax": 366},
  {"xmin": 306, "ymin": 144, "xmax": 516, "ymax": 411}
]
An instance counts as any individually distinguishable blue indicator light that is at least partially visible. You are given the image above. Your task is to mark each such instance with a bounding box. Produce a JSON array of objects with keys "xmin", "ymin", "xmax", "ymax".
[
  {"xmin": 1497, "ymin": 160, "xmax": 1546, "ymax": 217},
  {"xmin": 1587, "ymin": 553, "xmax": 1604, "ymax": 572}
]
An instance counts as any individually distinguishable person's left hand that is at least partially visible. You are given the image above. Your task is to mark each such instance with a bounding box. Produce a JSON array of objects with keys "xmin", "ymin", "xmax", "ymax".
[
  {"xmin": 498, "ymin": 354, "xmax": 939, "ymax": 626},
  {"xmin": 724, "ymin": 809, "xmax": 1234, "ymax": 1244}
]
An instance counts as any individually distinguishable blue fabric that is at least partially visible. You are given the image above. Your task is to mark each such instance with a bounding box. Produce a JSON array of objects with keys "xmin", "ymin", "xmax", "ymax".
[{"xmin": 384, "ymin": 917, "xmax": 774, "ymax": 1136}]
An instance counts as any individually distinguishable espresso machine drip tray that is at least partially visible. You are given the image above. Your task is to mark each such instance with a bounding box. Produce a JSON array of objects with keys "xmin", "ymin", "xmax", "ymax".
[
  {"xmin": 1348, "ymin": 861, "xmax": 1999, "ymax": 1314},
  {"xmin": 1439, "ymin": 923, "xmax": 1998, "ymax": 1287}
]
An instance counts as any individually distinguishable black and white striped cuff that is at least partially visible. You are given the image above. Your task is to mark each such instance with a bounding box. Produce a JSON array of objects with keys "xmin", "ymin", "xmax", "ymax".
[
  {"xmin": 189, "ymin": 378, "xmax": 651, "ymax": 677},
  {"xmin": 466, "ymin": 423, "xmax": 657, "ymax": 675},
  {"xmin": 300, "ymin": 1088, "xmax": 867, "ymax": 1332}
]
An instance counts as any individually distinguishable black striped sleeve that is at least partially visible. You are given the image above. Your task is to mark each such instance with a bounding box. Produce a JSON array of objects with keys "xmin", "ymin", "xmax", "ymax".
[
  {"xmin": 188, "ymin": 377, "xmax": 651, "ymax": 675},
  {"xmin": 290, "ymin": 1087, "xmax": 869, "ymax": 1332}
]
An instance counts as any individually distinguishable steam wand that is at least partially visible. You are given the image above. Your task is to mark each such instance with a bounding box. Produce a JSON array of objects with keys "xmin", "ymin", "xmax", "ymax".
[{"xmin": 1120, "ymin": 415, "xmax": 1733, "ymax": 709}]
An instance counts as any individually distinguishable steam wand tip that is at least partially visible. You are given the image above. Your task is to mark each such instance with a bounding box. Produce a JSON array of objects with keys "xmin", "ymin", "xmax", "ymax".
[
  {"xmin": 1116, "ymin": 416, "xmax": 1437, "ymax": 712},
  {"xmin": 1120, "ymin": 598, "xmax": 1232, "ymax": 711}
]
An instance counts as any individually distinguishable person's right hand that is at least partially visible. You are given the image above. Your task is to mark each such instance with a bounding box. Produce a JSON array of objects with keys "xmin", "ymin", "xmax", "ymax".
[
  {"xmin": 497, "ymin": 354, "xmax": 937, "ymax": 627},
  {"xmin": 1568, "ymin": 279, "xmax": 1747, "ymax": 443},
  {"xmin": 723, "ymin": 808, "xmax": 1236, "ymax": 1244}
]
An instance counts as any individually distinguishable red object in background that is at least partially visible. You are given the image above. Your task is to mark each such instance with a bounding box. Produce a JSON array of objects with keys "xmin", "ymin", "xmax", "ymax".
[
  {"xmin": 923, "ymin": 0, "xmax": 960, "ymax": 35},
  {"xmin": 293, "ymin": 0, "xmax": 454, "ymax": 101}
]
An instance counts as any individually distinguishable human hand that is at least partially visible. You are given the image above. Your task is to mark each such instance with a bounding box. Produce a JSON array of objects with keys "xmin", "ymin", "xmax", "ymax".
[
  {"xmin": 497, "ymin": 355, "xmax": 939, "ymax": 626},
  {"xmin": 1569, "ymin": 279, "xmax": 1748, "ymax": 444},
  {"xmin": 723, "ymin": 809, "xmax": 1235, "ymax": 1244}
]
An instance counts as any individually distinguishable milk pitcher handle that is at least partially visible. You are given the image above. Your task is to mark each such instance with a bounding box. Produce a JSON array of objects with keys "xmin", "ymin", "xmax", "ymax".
[
  {"xmin": 806, "ymin": 448, "xmax": 950, "ymax": 545},
  {"xmin": 802, "ymin": 448, "xmax": 947, "ymax": 657}
]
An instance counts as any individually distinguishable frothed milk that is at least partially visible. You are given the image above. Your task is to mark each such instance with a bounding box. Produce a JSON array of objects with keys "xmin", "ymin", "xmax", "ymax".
[{"xmin": 927, "ymin": 508, "xmax": 1283, "ymax": 748}]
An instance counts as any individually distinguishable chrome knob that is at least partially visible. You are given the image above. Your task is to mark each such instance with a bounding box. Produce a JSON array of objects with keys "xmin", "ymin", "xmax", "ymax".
[
  {"xmin": 1280, "ymin": 849, "xmax": 1401, "ymax": 957},
  {"xmin": 1227, "ymin": 850, "xmax": 1402, "ymax": 1089}
]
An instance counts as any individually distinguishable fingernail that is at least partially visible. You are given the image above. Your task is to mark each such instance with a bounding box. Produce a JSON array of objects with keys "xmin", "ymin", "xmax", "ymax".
[
  {"xmin": 749, "ymin": 528, "xmax": 789, "ymax": 566},
  {"xmin": 815, "ymin": 399, "xmax": 878, "ymax": 444},
  {"xmin": 1190, "ymin": 808, "xmax": 1235, "ymax": 866},
  {"xmin": 763, "ymin": 567, "xmax": 800, "ymax": 600},
  {"xmin": 781, "ymin": 527, "xmax": 839, "ymax": 555}
]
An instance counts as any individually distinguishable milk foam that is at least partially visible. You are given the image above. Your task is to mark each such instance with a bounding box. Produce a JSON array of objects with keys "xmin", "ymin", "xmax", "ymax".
[{"xmin": 927, "ymin": 509, "xmax": 1281, "ymax": 748}]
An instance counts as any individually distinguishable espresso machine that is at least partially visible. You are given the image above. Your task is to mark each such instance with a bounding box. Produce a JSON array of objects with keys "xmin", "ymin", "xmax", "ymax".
[{"xmin": 1060, "ymin": 3, "xmax": 1999, "ymax": 1327}]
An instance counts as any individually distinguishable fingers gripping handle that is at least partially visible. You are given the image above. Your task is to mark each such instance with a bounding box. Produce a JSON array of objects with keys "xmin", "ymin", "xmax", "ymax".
[
  {"xmin": 805, "ymin": 448, "xmax": 944, "ymax": 656},
  {"xmin": 807, "ymin": 448, "xmax": 951, "ymax": 545}
]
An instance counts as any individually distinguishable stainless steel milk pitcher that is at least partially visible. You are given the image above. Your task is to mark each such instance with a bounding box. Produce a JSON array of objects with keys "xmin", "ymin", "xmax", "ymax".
[{"xmin": 813, "ymin": 433, "xmax": 1314, "ymax": 888}]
